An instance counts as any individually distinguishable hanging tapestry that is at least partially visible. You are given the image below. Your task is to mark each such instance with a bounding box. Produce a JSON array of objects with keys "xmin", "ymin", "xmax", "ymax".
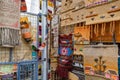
[
  {"xmin": 58, "ymin": 47, "xmax": 73, "ymax": 56},
  {"xmin": 0, "ymin": 64, "xmax": 17, "ymax": 74},
  {"xmin": 13, "ymin": 13, "xmax": 38, "ymax": 62},
  {"xmin": 0, "ymin": 0, "xmax": 20, "ymax": 47},
  {"xmin": 61, "ymin": 0, "xmax": 74, "ymax": 13},
  {"xmin": 57, "ymin": 34, "xmax": 73, "ymax": 79},
  {"xmin": 21, "ymin": 0, "xmax": 27, "ymax": 12},
  {"xmin": 115, "ymin": 21, "xmax": 120, "ymax": 42},
  {"xmin": 72, "ymin": 8, "xmax": 86, "ymax": 24},
  {"xmin": 60, "ymin": 25, "xmax": 74, "ymax": 34},
  {"xmin": 85, "ymin": 0, "xmax": 120, "ymax": 25},
  {"xmin": 85, "ymin": 0, "xmax": 118, "ymax": 8},
  {"xmin": 51, "ymin": 15, "xmax": 59, "ymax": 48},
  {"xmin": 0, "ymin": 47, "xmax": 10, "ymax": 62},
  {"xmin": 83, "ymin": 45, "xmax": 118, "ymax": 80},
  {"xmin": 74, "ymin": 26, "xmax": 90, "ymax": 44}
]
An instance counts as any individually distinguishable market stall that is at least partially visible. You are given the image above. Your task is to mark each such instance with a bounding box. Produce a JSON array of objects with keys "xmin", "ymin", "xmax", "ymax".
[
  {"xmin": 0, "ymin": 0, "xmax": 40, "ymax": 79},
  {"xmin": 59, "ymin": 0, "xmax": 120, "ymax": 80}
]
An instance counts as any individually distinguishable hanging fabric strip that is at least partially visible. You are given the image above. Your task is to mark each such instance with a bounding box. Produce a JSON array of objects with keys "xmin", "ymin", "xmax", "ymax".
[
  {"xmin": 87, "ymin": 25, "xmax": 90, "ymax": 41},
  {"xmin": 101, "ymin": 23, "xmax": 103, "ymax": 36},
  {"xmin": 90, "ymin": 25, "xmax": 93, "ymax": 38},
  {"xmin": 119, "ymin": 21, "xmax": 120, "ymax": 34},
  {"xmin": 0, "ymin": 28, "xmax": 1, "ymax": 45},
  {"xmin": 110, "ymin": 22, "xmax": 112, "ymax": 35},
  {"xmin": 97, "ymin": 24, "xmax": 99, "ymax": 36},
  {"xmin": 112, "ymin": 21, "xmax": 115, "ymax": 35},
  {"xmin": 21, "ymin": 0, "xmax": 27, "ymax": 12},
  {"xmin": 96, "ymin": 24, "xmax": 99, "ymax": 37},
  {"xmin": 103, "ymin": 23, "xmax": 106, "ymax": 36},
  {"xmin": 94, "ymin": 24, "xmax": 97, "ymax": 36},
  {"xmin": 101, "ymin": 23, "xmax": 106, "ymax": 36},
  {"xmin": 110, "ymin": 21, "xmax": 115, "ymax": 36},
  {"xmin": 0, "ymin": 28, "xmax": 19, "ymax": 47},
  {"xmin": 83, "ymin": 22, "xmax": 85, "ymax": 29}
]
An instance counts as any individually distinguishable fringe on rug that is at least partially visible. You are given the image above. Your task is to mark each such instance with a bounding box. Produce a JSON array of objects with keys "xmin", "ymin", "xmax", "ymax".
[{"xmin": 0, "ymin": 28, "xmax": 19, "ymax": 47}]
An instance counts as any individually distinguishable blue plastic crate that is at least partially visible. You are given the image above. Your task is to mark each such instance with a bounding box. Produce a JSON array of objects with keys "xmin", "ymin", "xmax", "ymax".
[{"xmin": 18, "ymin": 60, "xmax": 38, "ymax": 80}]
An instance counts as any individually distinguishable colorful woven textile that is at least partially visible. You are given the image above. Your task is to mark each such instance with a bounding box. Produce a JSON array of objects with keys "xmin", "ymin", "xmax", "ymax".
[{"xmin": 0, "ymin": 0, "xmax": 20, "ymax": 47}]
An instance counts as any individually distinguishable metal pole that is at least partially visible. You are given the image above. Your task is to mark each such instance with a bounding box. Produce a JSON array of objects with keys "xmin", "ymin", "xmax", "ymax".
[{"xmin": 42, "ymin": 0, "xmax": 48, "ymax": 80}]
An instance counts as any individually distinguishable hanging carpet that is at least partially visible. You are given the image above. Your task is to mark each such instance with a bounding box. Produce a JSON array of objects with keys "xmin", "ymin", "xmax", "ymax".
[{"xmin": 0, "ymin": 0, "xmax": 20, "ymax": 47}]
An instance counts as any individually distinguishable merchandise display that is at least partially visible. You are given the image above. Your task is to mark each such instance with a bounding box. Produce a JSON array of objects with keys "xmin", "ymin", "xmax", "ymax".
[
  {"xmin": 74, "ymin": 24, "xmax": 90, "ymax": 44},
  {"xmin": 50, "ymin": 9, "xmax": 60, "ymax": 80},
  {"xmin": 72, "ymin": 42, "xmax": 85, "ymax": 80},
  {"xmin": 85, "ymin": 0, "xmax": 118, "ymax": 8},
  {"xmin": 0, "ymin": 0, "xmax": 39, "ymax": 80},
  {"xmin": 0, "ymin": 0, "xmax": 20, "ymax": 47},
  {"xmin": 72, "ymin": 53, "xmax": 85, "ymax": 80},
  {"xmin": 61, "ymin": 0, "xmax": 74, "ymax": 13},
  {"xmin": 60, "ymin": 0, "xmax": 120, "ymax": 80},
  {"xmin": 13, "ymin": 13, "xmax": 38, "ymax": 62},
  {"xmin": 1, "ymin": 0, "xmax": 120, "ymax": 80},
  {"xmin": 118, "ymin": 57, "xmax": 120, "ymax": 77},
  {"xmin": 20, "ymin": 17, "xmax": 32, "ymax": 42},
  {"xmin": 60, "ymin": 10, "xmax": 73, "ymax": 27},
  {"xmin": 57, "ymin": 34, "xmax": 73, "ymax": 79},
  {"xmin": 83, "ymin": 45, "xmax": 118, "ymax": 80},
  {"xmin": 0, "ymin": 64, "xmax": 17, "ymax": 80},
  {"xmin": 21, "ymin": 0, "xmax": 27, "ymax": 12},
  {"xmin": 85, "ymin": 0, "xmax": 120, "ymax": 25},
  {"xmin": 51, "ymin": 15, "xmax": 59, "ymax": 48},
  {"xmin": 19, "ymin": 61, "xmax": 38, "ymax": 80},
  {"xmin": 71, "ymin": 1, "xmax": 86, "ymax": 24}
]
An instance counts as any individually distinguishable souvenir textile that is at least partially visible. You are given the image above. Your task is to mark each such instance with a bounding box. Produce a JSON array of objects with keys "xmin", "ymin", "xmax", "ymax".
[
  {"xmin": 20, "ymin": 17, "xmax": 32, "ymax": 42},
  {"xmin": 74, "ymin": 25, "xmax": 90, "ymax": 44},
  {"xmin": 0, "ymin": 28, "xmax": 19, "ymax": 47},
  {"xmin": 85, "ymin": 0, "xmax": 118, "ymax": 8},
  {"xmin": 83, "ymin": 45, "xmax": 118, "ymax": 80},
  {"xmin": 57, "ymin": 34, "xmax": 73, "ymax": 79},
  {"xmin": 85, "ymin": 0, "xmax": 120, "ymax": 25},
  {"xmin": 90, "ymin": 21, "xmax": 120, "ymax": 43},
  {"xmin": 58, "ymin": 47, "xmax": 73, "ymax": 56},
  {"xmin": 72, "ymin": 45, "xmax": 85, "ymax": 80},
  {"xmin": 0, "ymin": 0, "xmax": 20, "ymax": 47},
  {"xmin": 21, "ymin": 0, "xmax": 27, "ymax": 12},
  {"xmin": 0, "ymin": 64, "xmax": 17, "ymax": 80},
  {"xmin": 61, "ymin": 0, "xmax": 74, "ymax": 13}
]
